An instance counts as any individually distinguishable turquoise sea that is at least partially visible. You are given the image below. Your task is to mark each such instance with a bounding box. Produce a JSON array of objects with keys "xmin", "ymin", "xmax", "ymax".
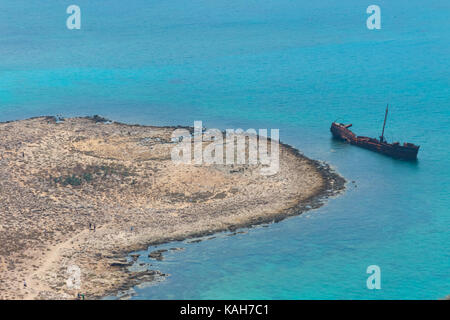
[{"xmin": 1, "ymin": 1, "xmax": 449, "ymax": 299}]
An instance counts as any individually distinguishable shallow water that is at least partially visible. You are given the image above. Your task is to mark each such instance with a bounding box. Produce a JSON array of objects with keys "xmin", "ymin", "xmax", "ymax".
[{"xmin": 1, "ymin": 0, "xmax": 449, "ymax": 299}]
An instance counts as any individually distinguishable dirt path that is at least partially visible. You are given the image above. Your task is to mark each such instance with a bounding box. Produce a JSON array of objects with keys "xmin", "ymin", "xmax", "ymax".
[{"xmin": 23, "ymin": 229, "xmax": 91, "ymax": 300}]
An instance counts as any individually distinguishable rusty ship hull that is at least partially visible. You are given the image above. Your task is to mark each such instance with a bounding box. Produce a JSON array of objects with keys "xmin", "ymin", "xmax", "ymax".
[{"xmin": 330, "ymin": 122, "xmax": 419, "ymax": 160}]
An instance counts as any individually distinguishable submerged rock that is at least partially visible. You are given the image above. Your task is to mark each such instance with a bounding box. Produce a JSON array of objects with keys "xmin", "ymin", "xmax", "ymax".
[{"xmin": 148, "ymin": 249, "xmax": 168, "ymax": 261}]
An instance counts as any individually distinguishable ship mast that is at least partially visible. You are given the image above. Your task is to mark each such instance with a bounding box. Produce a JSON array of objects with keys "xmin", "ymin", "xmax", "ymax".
[{"xmin": 380, "ymin": 104, "xmax": 388, "ymax": 142}]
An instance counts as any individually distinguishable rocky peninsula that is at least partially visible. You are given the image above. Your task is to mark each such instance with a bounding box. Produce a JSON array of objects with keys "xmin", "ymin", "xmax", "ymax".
[{"xmin": 0, "ymin": 116, "xmax": 345, "ymax": 299}]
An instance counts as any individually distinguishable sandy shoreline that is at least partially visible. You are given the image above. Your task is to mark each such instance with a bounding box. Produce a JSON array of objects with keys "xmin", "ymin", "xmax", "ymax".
[{"xmin": 0, "ymin": 116, "xmax": 345, "ymax": 300}]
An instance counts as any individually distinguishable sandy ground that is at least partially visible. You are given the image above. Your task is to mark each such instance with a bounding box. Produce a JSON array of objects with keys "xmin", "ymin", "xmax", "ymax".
[{"xmin": 0, "ymin": 116, "xmax": 344, "ymax": 300}]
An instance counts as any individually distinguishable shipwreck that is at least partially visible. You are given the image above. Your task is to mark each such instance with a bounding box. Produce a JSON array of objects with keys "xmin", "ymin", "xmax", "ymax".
[{"xmin": 330, "ymin": 105, "xmax": 419, "ymax": 160}]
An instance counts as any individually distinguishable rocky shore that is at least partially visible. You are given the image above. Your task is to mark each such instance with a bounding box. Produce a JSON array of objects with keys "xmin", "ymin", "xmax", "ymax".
[{"xmin": 0, "ymin": 116, "xmax": 345, "ymax": 300}]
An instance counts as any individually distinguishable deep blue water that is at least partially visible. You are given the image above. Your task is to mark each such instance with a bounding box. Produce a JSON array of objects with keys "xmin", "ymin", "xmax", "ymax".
[{"xmin": 1, "ymin": 1, "xmax": 449, "ymax": 299}]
